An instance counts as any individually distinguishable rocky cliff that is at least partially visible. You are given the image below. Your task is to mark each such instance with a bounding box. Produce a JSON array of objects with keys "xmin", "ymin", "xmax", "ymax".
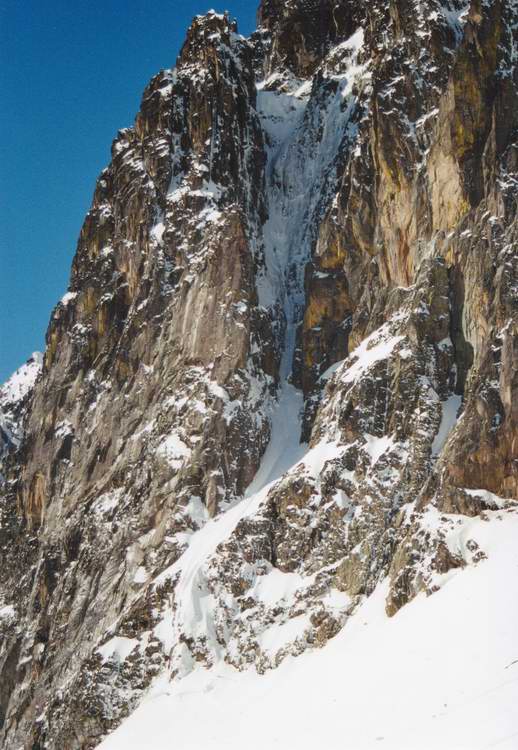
[{"xmin": 1, "ymin": 1, "xmax": 517, "ymax": 748}]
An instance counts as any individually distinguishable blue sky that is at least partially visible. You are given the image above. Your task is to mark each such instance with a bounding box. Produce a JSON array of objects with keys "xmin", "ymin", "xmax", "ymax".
[{"xmin": 0, "ymin": 0, "xmax": 258, "ymax": 382}]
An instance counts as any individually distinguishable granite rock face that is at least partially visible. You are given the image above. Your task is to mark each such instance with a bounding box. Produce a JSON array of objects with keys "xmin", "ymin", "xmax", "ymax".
[{"xmin": 1, "ymin": 2, "xmax": 517, "ymax": 747}]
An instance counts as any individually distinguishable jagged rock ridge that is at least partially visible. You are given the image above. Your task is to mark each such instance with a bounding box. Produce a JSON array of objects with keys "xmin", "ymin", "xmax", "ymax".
[{"xmin": 0, "ymin": 1, "xmax": 517, "ymax": 747}]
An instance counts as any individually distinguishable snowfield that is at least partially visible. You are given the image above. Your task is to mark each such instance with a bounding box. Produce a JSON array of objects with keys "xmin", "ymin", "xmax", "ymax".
[{"xmin": 99, "ymin": 508, "xmax": 518, "ymax": 750}]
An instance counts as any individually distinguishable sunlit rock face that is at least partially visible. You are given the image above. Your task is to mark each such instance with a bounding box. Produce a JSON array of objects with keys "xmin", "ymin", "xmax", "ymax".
[{"xmin": 0, "ymin": 2, "xmax": 517, "ymax": 748}]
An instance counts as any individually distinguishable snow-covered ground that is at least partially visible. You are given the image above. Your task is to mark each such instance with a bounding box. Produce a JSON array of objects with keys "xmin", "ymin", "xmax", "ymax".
[{"xmin": 99, "ymin": 508, "xmax": 518, "ymax": 750}]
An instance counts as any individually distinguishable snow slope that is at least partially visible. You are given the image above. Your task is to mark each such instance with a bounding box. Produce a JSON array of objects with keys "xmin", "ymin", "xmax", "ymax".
[{"xmin": 99, "ymin": 508, "xmax": 518, "ymax": 750}]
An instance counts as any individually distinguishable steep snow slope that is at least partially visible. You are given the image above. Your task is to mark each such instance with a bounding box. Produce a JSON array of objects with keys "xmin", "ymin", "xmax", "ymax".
[{"xmin": 100, "ymin": 508, "xmax": 518, "ymax": 750}]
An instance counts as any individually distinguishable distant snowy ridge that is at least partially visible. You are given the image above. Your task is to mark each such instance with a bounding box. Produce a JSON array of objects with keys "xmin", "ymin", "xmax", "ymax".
[{"xmin": 0, "ymin": 352, "xmax": 43, "ymax": 456}]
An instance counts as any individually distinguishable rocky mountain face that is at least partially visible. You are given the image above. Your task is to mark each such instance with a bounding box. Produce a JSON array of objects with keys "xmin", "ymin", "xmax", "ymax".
[{"xmin": 1, "ymin": 1, "xmax": 517, "ymax": 747}]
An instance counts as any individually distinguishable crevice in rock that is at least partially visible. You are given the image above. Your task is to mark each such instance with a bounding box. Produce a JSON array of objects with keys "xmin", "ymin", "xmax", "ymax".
[{"xmin": 448, "ymin": 264, "xmax": 474, "ymax": 395}]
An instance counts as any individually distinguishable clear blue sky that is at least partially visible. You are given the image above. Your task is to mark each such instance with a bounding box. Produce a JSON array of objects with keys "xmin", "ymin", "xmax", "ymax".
[{"xmin": 0, "ymin": 0, "xmax": 258, "ymax": 382}]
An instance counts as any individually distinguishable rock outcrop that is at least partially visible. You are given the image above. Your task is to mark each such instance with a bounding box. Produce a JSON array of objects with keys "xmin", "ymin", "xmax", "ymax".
[{"xmin": 1, "ymin": 2, "xmax": 516, "ymax": 748}]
